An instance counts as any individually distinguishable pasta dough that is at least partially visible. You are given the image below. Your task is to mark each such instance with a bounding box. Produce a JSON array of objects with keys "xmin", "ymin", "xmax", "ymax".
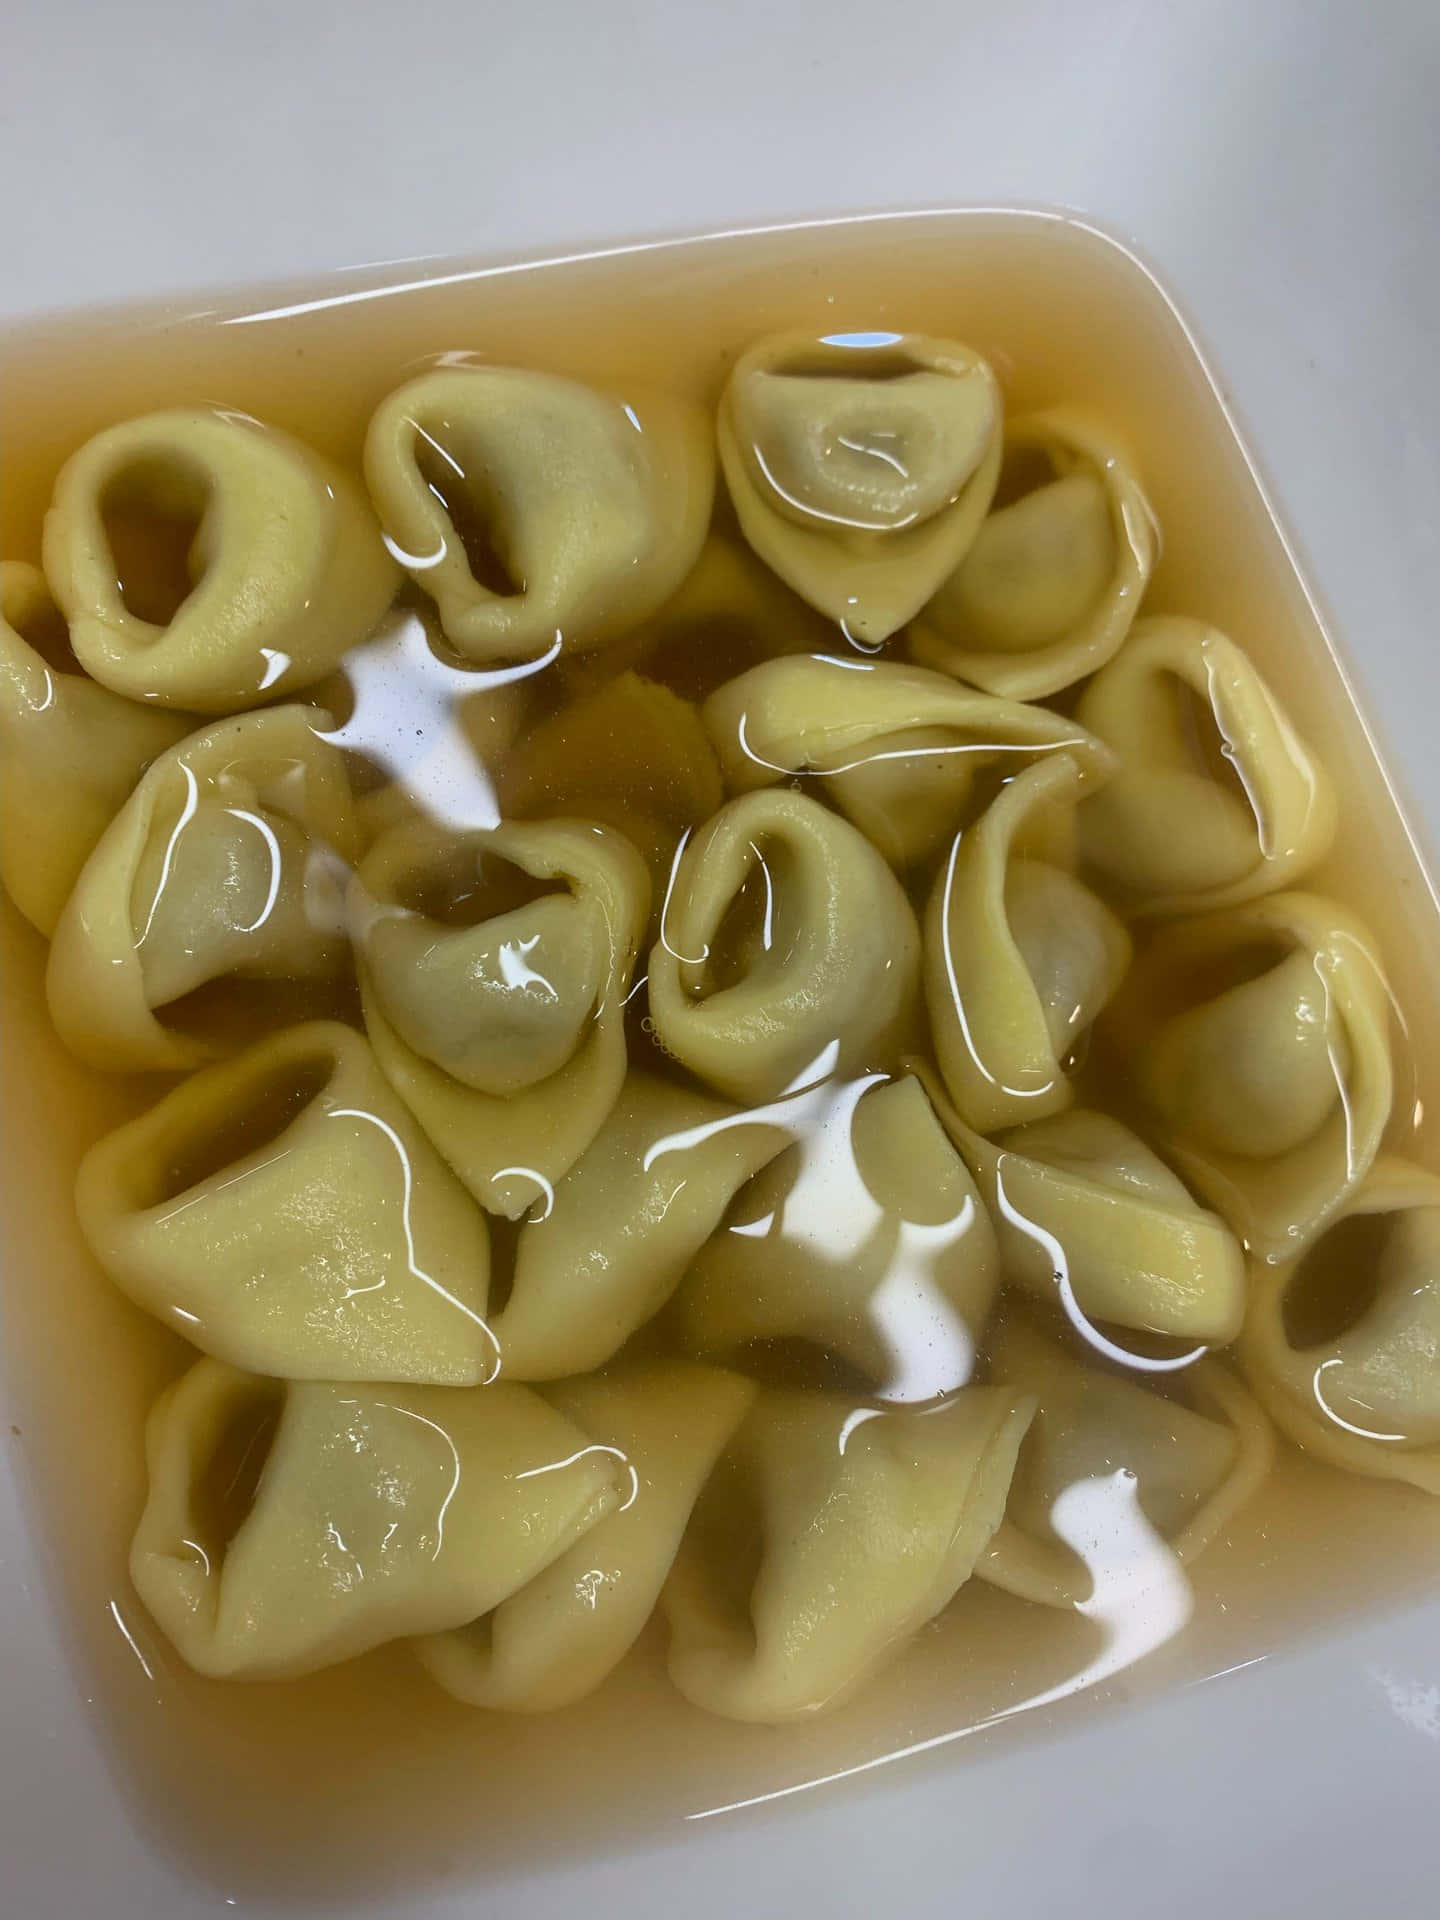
[
  {"xmin": 922, "ymin": 1084, "xmax": 1247, "ymax": 1345},
  {"xmin": 77, "ymin": 1021, "xmax": 498, "ymax": 1384},
  {"xmin": 414, "ymin": 1361, "xmax": 755, "ymax": 1709},
  {"xmin": 663, "ymin": 1386, "xmax": 1034, "ymax": 1721},
  {"xmin": 0, "ymin": 560, "xmax": 190, "ymax": 936},
  {"xmin": 647, "ymin": 788, "xmax": 922, "ymax": 1104},
  {"xmin": 132, "ymin": 1359, "xmax": 621, "ymax": 1679},
  {"xmin": 924, "ymin": 755, "xmax": 1131, "ymax": 1132},
  {"xmin": 46, "ymin": 705, "xmax": 360, "ymax": 1072},
  {"xmin": 43, "ymin": 407, "xmax": 399, "ymax": 713},
  {"xmin": 911, "ymin": 408, "xmax": 1155, "ymax": 700},
  {"xmin": 487, "ymin": 1073, "xmax": 791, "ymax": 1378},
  {"xmin": 1239, "ymin": 1158, "xmax": 1440, "ymax": 1492},
  {"xmin": 495, "ymin": 671, "xmax": 724, "ymax": 906},
  {"xmin": 352, "ymin": 816, "xmax": 650, "ymax": 1220},
  {"xmin": 718, "ymin": 330, "xmax": 1002, "ymax": 645},
  {"xmin": 1075, "ymin": 617, "xmax": 1336, "ymax": 915},
  {"xmin": 1121, "ymin": 891, "xmax": 1393, "ymax": 1259},
  {"xmin": 701, "ymin": 652, "xmax": 1116, "ymax": 868},
  {"xmin": 981, "ymin": 1311, "xmax": 1274, "ymax": 1606},
  {"xmin": 675, "ymin": 1073, "xmax": 999, "ymax": 1396},
  {"xmin": 364, "ymin": 367, "xmax": 714, "ymax": 663}
]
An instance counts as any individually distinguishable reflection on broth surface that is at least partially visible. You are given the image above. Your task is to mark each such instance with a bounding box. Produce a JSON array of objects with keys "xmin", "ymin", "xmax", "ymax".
[{"xmin": 4, "ymin": 212, "xmax": 1440, "ymax": 1905}]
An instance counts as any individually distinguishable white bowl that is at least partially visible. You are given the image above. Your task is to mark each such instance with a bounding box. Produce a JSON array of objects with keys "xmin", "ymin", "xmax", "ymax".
[{"xmin": 5, "ymin": 7, "xmax": 1440, "ymax": 1915}]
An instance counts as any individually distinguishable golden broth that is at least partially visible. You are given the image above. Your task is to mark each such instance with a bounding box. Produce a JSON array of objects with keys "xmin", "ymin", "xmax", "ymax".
[{"xmin": 3, "ymin": 210, "xmax": 1440, "ymax": 1905}]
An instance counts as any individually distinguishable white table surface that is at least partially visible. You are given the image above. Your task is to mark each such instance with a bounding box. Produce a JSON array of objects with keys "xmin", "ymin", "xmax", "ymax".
[{"xmin": 4, "ymin": 2, "xmax": 1440, "ymax": 1914}]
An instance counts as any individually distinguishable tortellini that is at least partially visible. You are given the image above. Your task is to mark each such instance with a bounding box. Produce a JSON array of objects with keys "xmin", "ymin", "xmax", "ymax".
[
  {"xmin": 663, "ymin": 1386, "xmax": 1033, "ymax": 1721},
  {"xmin": 1239, "ymin": 1159, "xmax": 1440, "ymax": 1492},
  {"xmin": 647, "ymin": 788, "xmax": 922, "ymax": 1104},
  {"xmin": 43, "ymin": 407, "xmax": 399, "ymax": 713},
  {"xmin": 926, "ymin": 1090, "xmax": 1246, "ymax": 1345},
  {"xmin": 676, "ymin": 1073, "xmax": 999, "ymax": 1395},
  {"xmin": 486, "ymin": 1073, "xmax": 790, "ymax": 1378},
  {"xmin": 701, "ymin": 652, "xmax": 1116, "ymax": 869},
  {"xmin": 132, "ymin": 1358, "xmax": 621, "ymax": 1679},
  {"xmin": 0, "ymin": 560, "xmax": 190, "ymax": 936},
  {"xmin": 364, "ymin": 367, "xmax": 714, "ymax": 663},
  {"xmin": 924, "ymin": 755, "xmax": 1131, "ymax": 1132},
  {"xmin": 1121, "ymin": 891, "xmax": 1394, "ymax": 1259},
  {"xmin": 981, "ymin": 1311, "xmax": 1274, "ymax": 1607},
  {"xmin": 911, "ymin": 408, "xmax": 1155, "ymax": 699},
  {"xmin": 77, "ymin": 1021, "xmax": 497, "ymax": 1384},
  {"xmin": 1075, "ymin": 617, "xmax": 1337, "ymax": 915},
  {"xmin": 718, "ymin": 330, "xmax": 1002, "ymax": 645},
  {"xmin": 46, "ymin": 705, "xmax": 360, "ymax": 1072},
  {"xmin": 415, "ymin": 1362, "xmax": 755, "ymax": 1709},
  {"xmin": 495, "ymin": 671, "xmax": 724, "ymax": 904},
  {"xmin": 351, "ymin": 816, "xmax": 650, "ymax": 1220}
]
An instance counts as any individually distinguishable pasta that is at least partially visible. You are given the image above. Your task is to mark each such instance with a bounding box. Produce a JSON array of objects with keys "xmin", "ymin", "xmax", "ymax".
[
  {"xmin": 132, "ymin": 1358, "xmax": 621, "ymax": 1679},
  {"xmin": 8, "ymin": 271, "xmax": 1438, "ymax": 1778},
  {"xmin": 46, "ymin": 705, "xmax": 361, "ymax": 1072},
  {"xmin": 43, "ymin": 407, "xmax": 399, "ymax": 713},
  {"xmin": 718, "ymin": 330, "xmax": 1002, "ymax": 644},
  {"xmin": 981, "ymin": 1310, "xmax": 1274, "ymax": 1607},
  {"xmin": 486, "ymin": 1073, "xmax": 791, "ymax": 1378},
  {"xmin": 0, "ymin": 560, "xmax": 190, "ymax": 936},
  {"xmin": 1120, "ymin": 891, "xmax": 1393, "ymax": 1259},
  {"xmin": 351, "ymin": 816, "xmax": 650, "ymax": 1219},
  {"xmin": 663, "ymin": 1386, "xmax": 1034, "ymax": 1721},
  {"xmin": 495, "ymin": 671, "xmax": 723, "ymax": 905},
  {"xmin": 701, "ymin": 652, "xmax": 1116, "ymax": 868},
  {"xmin": 1239, "ymin": 1158, "xmax": 1440, "ymax": 1492},
  {"xmin": 675, "ymin": 1073, "xmax": 999, "ymax": 1394},
  {"xmin": 647, "ymin": 788, "xmax": 922, "ymax": 1104},
  {"xmin": 924, "ymin": 755, "xmax": 1131, "ymax": 1132},
  {"xmin": 923, "ymin": 1087, "xmax": 1247, "ymax": 1345},
  {"xmin": 414, "ymin": 1361, "xmax": 755, "ymax": 1710},
  {"xmin": 1075, "ymin": 617, "xmax": 1337, "ymax": 915},
  {"xmin": 911, "ymin": 408, "xmax": 1155, "ymax": 699},
  {"xmin": 364, "ymin": 367, "xmax": 714, "ymax": 663},
  {"xmin": 76, "ymin": 1021, "xmax": 498, "ymax": 1384}
]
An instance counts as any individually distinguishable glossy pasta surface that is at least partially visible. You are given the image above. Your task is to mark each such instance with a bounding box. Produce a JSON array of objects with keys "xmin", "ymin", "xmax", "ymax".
[{"xmin": 3, "ymin": 217, "xmax": 1439, "ymax": 1894}]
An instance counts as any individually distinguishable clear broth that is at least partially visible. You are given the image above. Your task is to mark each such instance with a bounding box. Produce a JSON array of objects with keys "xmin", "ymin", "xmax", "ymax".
[{"xmin": 4, "ymin": 210, "xmax": 1440, "ymax": 1907}]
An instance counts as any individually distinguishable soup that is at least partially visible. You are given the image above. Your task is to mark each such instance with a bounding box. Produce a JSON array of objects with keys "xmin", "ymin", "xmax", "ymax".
[{"xmin": 3, "ymin": 211, "xmax": 1440, "ymax": 1906}]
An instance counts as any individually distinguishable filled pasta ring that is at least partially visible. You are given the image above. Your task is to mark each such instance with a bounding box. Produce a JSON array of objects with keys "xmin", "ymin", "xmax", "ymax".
[
  {"xmin": 351, "ymin": 815, "xmax": 650, "ymax": 1220},
  {"xmin": 43, "ymin": 407, "xmax": 399, "ymax": 713},
  {"xmin": 1121, "ymin": 890, "xmax": 1393, "ymax": 1260},
  {"xmin": 1076, "ymin": 617, "xmax": 1336, "ymax": 916},
  {"xmin": 77, "ymin": 1020, "xmax": 498, "ymax": 1385},
  {"xmin": 676, "ymin": 1073, "xmax": 999, "ymax": 1398},
  {"xmin": 131, "ymin": 1359, "xmax": 622, "ymax": 1679},
  {"xmin": 701, "ymin": 651, "xmax": 1116, "ymax": 869},
  {"xmin": 663, "ymin": 1385, "xmax": 1034, "ymax": 1722},
  {"xmin": 1239, "ymin": 1157, "xmax": 1440, "ymax": 1493},
  {"xmin": 46, "ymin": 705, "xmax": 361, "ymax": 1072},
  {"xmin": 486, "ymin": 1072, "xmax": 790, "ymax": 1379},
  {"xmin": 364, "ymin": 367, "xmax": 713, "ymax": 664},
  {"xmin": 0, "ymin": 560, "xmax": 190, "ymax": 936},
  {"xmin": 647, "ymin": 787, "xmax": 922, "ymax": 1105},
  {"xmin": 718, "ymin": 329, "xmax": 1002, "ymax": 646},
  {"xmin": 924, "ymin": 754, "xmax": 1131, "ymax": 1132},
  {"xmin": 910, "ymin": 407, "xmax": 1155, "ymax": 700},
  {"xmin": 921, "ymin": 1083, "xmax": 1247, "ymax": 1346},
  {"xmin": 414, "ymin": 1362, "xmax": 756, "ymax": 1710},
  {"xmin": 980, "ymin": 1310, "xmax": 1274, "ymax": 1607}
]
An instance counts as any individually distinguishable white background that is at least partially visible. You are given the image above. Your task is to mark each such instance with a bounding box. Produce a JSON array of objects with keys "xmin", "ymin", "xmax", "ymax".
[{"xmin": 4, "ymin": 2, "xmax": 1440, "ymax": 1914}]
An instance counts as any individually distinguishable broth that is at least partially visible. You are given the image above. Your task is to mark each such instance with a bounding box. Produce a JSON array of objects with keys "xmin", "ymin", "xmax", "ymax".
[{"xmin": 4, "ymin": 211, "xmax": 1440, "ymax": 1907}]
